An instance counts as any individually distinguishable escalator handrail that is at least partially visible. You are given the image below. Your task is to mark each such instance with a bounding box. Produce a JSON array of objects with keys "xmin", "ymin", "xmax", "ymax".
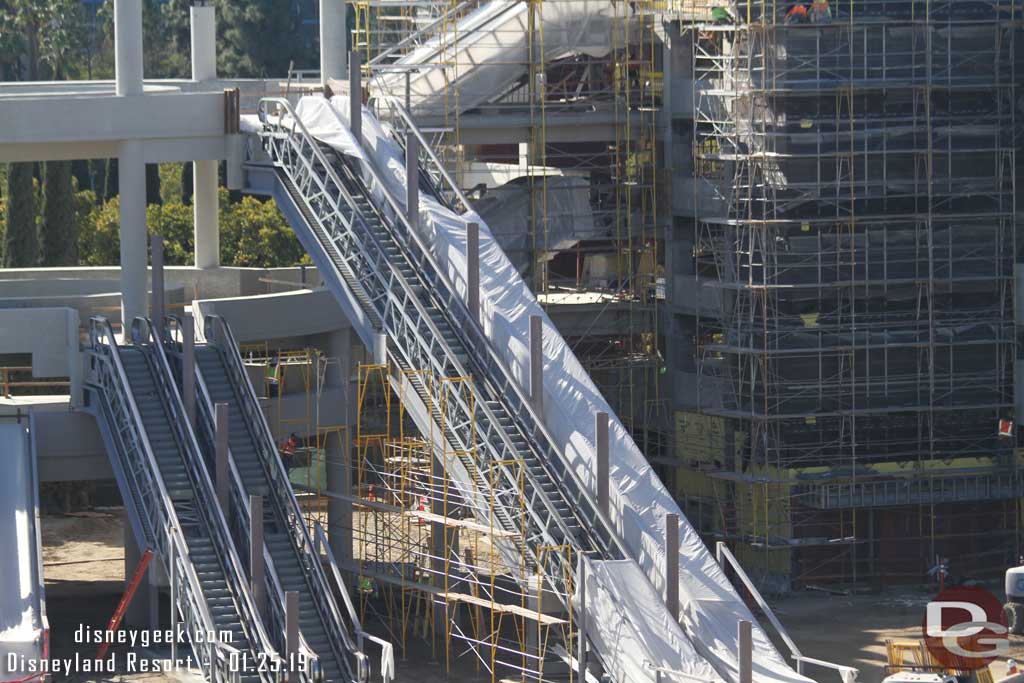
[{"xmin": 87, "ymin": 316, "xmax": 244, "ymax": 683}]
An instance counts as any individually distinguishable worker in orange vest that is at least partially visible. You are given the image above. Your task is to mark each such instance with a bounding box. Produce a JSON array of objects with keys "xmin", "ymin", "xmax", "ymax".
[
  {"xmin": 809, "ymin": 0, "xmax": 832, "ymax": 23},
  {"xmin": 785, "ymin": 3, "xmax": 809, "ymax": 24},
  {"xmin": 281, "ymin": 432, "xmax": 298, "ymax": 472}
]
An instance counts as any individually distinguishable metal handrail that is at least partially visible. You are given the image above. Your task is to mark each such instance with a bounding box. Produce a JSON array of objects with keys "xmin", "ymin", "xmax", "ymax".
[
  {"xmin": 715, "ymin": 542, "xmax": 858, "ymax": 683},
  {"xmin": 87, "ymin": 317, "xmax": 246, "ymax": 683},
  {"xmin": 371, "ymin": 95, "xmax": 472, "ymax": 215},
  {"xmin": 367, "ymin": 0, "xmax": 478, "ymax": 67},
  {"xmin": 201, "ymin": 314, "xmax": 367, "ymax": 679},
  {"xmin": 131, "ymin": 318, "xmax": 283, "ymax": 677}
]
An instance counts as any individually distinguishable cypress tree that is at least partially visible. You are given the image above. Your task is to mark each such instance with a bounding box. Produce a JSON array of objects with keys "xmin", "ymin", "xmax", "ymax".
[
  {"xmin": 146, "ymin": 163, "xmax": 162, "ymax": 205},
  {"xmin": 41, "ymin": 160, "xmax": 77, "ymax": 266},
  {"xmin": 3, "ymin": 162, "xmax": 38, "ymax": 267}
]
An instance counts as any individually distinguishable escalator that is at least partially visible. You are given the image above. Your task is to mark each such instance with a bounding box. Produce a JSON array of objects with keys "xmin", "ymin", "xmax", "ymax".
[
  {"xmin": 170, "ymin": 315, "xmax": 367, "ymax": 683},
  {"xmin": 85, "ymin": 317, "xmax": 281, "ymax": 683}
]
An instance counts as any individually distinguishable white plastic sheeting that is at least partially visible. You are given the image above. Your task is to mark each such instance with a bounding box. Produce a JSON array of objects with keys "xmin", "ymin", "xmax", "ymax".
[
  {"xmin": 289, "ymin": 96, "xmax": 814, "ymax": 683},
  {"xmin": 578, "ymin": 559, "xmax": 723, "ymax": 683},
  {"xmin": 370, "ymin": 0, "xmax": 619, "ymax": 116},
  {"xmin": 0, "ymin": 424, "xmax": 45, "ymax": 681}
]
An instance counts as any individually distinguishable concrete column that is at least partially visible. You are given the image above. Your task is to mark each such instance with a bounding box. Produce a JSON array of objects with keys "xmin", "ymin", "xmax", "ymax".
[
  {"xmin": 193, "ymin": 160, "xmax": 220, "ymax": 269},
  {"xmin": 738, "ymin": 620, "xmax": 753, "ymax": 683},
  {"xmin": 182, "ymin": 313, "xmax": 196, "ymax": 430},
  {"xmin": 349, "ymin": 52, "xmax": 362, "ymax": 143},
  {"xmin": 190, "ymin": 5, "xmax": 219, "ymax": 269},
  {"xmin": 118, "ymin": 139, "xmax": 147, "ymax": 325},
  {"xmin": 114, "ymin": 0, "xmax": 143, "ymax": 96},
  {"xmin": 406, "ymin": 134, "xmax": 419, "ymax": 229},
  {"xmin": 215, "ymin": 403, "xmax": 229, "ymax": 511},
  {"xmin": 467, "ymin": 223, "xmax": 479, "ymax": 325},
  {"xmin": 595, "ymin": 411, "xmax": 609, "ymax": 517},
  {"xmin": 190, "ymin": 5, "xmax": 216, "ymax": 82},
  {"xmin": 530, "ymin": 316, "xmax": 543, "ymax": 413},
  {"xmin": 150, "ymin": 236, "xmax": 164, "ymax": 337},
  {"xmin": 250, "ymin": 495, "xmax": 265, "ymax": 615},
  {"xmin": 326, "ymin": 327, "xmax": 353, "ymax": 565},
  {"xmin": 320, "ymin": 0, "xmax": 348, "ymax": 85},
  {"xmin": 665, "ymin": 513, "xmax": 679, "ymax": 622},
  {"xmin": 374, "ymin": 333, "xmax": 387, "ymax": 365}
]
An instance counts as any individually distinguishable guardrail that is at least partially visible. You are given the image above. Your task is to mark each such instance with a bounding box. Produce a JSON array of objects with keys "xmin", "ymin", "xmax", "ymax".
[{"xmin": 715, "ymin": 542, "xmax": 858, "ymax": 683}]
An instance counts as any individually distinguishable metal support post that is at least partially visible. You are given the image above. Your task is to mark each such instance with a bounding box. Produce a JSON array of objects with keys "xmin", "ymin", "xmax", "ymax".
[
  {"xmin": 215, "ymin": 403, "xmax": 229, "ymax": 511},
  {"xmin": 406, "ymin": 134, "xmax": 419, "ymax": 229},
  {"xmin": 530, "ymin": 315, "xmax": 543, "ymax": 413},
  {"xmin": 286, "ymin": 590, "xmax": 299, "ymax": 682},
  {"xmin": 665, "ymin": 513, "xmax": 679, "ymax": 622},
  {"xmin": 250, "ymin": 494, "xmax": 265, "ymax": 615},
  {"xmin": 596, "ymin": 411, "xmax": 609, "ymax": 517},
  {"xmin": 738, "ymin": 620, "xmax": 753, "ymax": 683},
  {"xmin": 349, "ymin": 52, "xmax": 362, "ymax": 144},
  {"xmin": 182, "ymin": 313, "xmax": 196, "ymax": 430},
  {"xmin": 467, "ymin": 222, "xmax": 480, "ymax": 325},
  {"xmin": 577, "ymin": 558, "xmax": 587, "ymax": 681}
]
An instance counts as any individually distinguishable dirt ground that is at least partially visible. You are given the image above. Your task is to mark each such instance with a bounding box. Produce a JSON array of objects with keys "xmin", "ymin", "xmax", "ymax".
[{"xmin": 37, "ymin": 510, "xmax": 1024, "ymax": 683}]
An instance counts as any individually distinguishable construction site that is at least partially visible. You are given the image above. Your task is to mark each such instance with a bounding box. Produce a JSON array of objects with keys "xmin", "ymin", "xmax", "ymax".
[{"xmin": 0, "ymin": 1, "xmax": 1022, "ymax": 683}]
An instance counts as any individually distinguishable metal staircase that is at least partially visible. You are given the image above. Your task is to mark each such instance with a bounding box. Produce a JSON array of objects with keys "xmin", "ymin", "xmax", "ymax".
[
  {"xmin": 167, "ymin": 314, "xmax": 369, "ymax": 683},
  {"xmin": 85, "ymin": 317, "xmax": 281, "ymax": 683},
  {"xmin": 255, "ymin": 97, "xmax": 634, "ymax": 669}
]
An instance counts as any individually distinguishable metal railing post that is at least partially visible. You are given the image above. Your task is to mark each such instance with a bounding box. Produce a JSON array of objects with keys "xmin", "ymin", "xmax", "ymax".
[
  {"xmin": 349, "ymin": 52, "xmax": 362, "ymax": 144},
  {"xmin": 182, "ymin": 313, "xmax": 196, "ymax": 430},
  {"xmin": 250, "ymin": 494, "xmax": 265, "ymax": 616},
  {"xmin": 665, "ymin": 513, "xmax": 679, "ymax": 622},
  {"xmin": 215, "ymin": 403, "xmax": 229, "ymax": 511},
  {"xmin": 467, "ymin": 222, "xmax": 480, "ymax": 325},
  {"xmin": 738, "ymin": 620, "xmax": 753, "ymax": 683},
  {"xmin": 406, "ymin": 133, "xmax": 419, "ymax": 229},
  {"xmin": 530, "ymin": 315, "xmax": 543, "ymax": 413},
  {"xmin": 150, "ymin": 236, "xmax": 164, "ymax": 341},
  {"xmin": 596, "ymin": 411, "xmax": 609, "ymax": 517}
]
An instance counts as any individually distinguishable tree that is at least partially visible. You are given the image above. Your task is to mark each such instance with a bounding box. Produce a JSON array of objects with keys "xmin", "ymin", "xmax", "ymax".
[
  {"xmin": 215, "ymin": 0, "xmax": 309, "ymax": 77},
  {"xmin": 220, "ymin": 193, "xmax": 307, "ymax": 267},
  {"xmin": 41, "ymin": 161, "xmax": 77, "ymax": 265},
  {"xmin": 4, "ymin": 163, "xmax": 38, "ymax": 267}
]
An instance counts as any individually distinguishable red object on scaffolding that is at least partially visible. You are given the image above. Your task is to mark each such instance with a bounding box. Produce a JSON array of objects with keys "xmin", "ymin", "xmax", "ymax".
[{"xmin": 96, "ymin": 548, "xmax": 154, "ymax": 660}]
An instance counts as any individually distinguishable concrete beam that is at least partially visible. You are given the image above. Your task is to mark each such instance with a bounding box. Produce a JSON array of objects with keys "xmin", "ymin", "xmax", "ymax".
[
  {"xmin": 0, "ymin": 135, "xmax": 231, "ymax": 164},
  {"xmin": 0, "ymin": 92, "xmax": 226, "ymax": 146}
]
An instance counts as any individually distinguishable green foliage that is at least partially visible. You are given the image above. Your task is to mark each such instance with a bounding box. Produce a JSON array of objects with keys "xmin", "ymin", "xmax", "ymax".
[
  {"xmin": 76, "ymin": 190, "xmax": 306, "ymax": 269},
  {"xmin": 158, "ymin": 163, "xmax": 184, "ymax": 205},
  {"xmin": 0, "ymin": 0, "xmax": 86, "ymax": 79},
  {"xmin": 41, "ymin": 161, "xmax": 77, "ymax": 266},
  {"xmin": 215, "ymin": 0, "xmax": 311, "ymax": 77},
  {"xmin": 220, "ymin": 192, "xmax": 308, "ymax": 267},
  {"xmin": 3, "ymin": 163, "xmax": 39, "ymax": 267}
]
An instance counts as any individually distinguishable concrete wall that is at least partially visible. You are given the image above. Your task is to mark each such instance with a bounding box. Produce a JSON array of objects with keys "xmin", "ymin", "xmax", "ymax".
[{"xmin": 0, "ymin": 308, "xmax": 82, "ymax": 406}]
